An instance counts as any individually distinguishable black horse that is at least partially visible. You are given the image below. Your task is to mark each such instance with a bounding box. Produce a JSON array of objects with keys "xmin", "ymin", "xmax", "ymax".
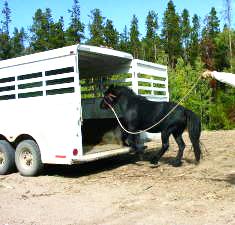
[{"xmin": 100, "ymin": 85, "xmax": 202, "ymax": 167}]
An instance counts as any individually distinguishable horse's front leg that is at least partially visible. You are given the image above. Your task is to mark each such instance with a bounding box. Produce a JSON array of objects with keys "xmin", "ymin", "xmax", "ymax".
[
  {"xmin": 125, "ymin": 124, "xmax": 145, "ymax": 158},
  {"xmin": 127, "ymin": 133, "xmax": 142, "ymax": 152}
]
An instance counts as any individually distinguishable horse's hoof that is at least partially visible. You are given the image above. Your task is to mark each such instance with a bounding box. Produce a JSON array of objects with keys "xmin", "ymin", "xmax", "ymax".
[
  {"xmin": 150, "ymin": 157, "xmax": 159, "ymax": 165},
  {"xmin": 137, "ymin": 153, "xmax": 144, "ymax": 161},
  {"xmin": 171, "ymin": 159, "xmax": 182, "ymax": 167},
  {"xmin": 129, "ymin": 148, "xmax": 136, "ymax": 154}
]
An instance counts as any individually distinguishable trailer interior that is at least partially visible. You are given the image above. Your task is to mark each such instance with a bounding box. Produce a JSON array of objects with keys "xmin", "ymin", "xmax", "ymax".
[{"xmin": 78, "ymin": 45, "xmax": 133, "ymax": 155}]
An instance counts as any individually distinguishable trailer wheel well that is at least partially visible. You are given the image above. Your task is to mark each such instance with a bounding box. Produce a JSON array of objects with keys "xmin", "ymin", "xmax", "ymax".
[
  {"xmin": 0, "ymin": 134, "xmax": 8, "ymax": 141},
  {"xmin": 0, "ymin": 135, "xmax": 15, "ymax": 149},
  {"xmin": 14, "ymin": 134, "xmax": 37, "ymax": 148}
]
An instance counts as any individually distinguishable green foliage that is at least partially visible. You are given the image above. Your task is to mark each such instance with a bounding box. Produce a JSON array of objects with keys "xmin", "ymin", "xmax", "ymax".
[
  {"xmin": 201, "ymin": 7, "xmax": 220, "ymax": 70},
  {"xmin": 208, "ymin": 89, "xmax": 235, "ymax": 130},
  {"xmin": 11, "ymin": 27, "xmax": 26, "ymax": 57},
  {"xmin": 66, "ymin": 0, "xmax": 84, "ymax": 45},
  {"xmin": 119, "ymin": 25, "xmax": 130, "ymax": 53},
  {"xmin": 1, "ymin": 0, "xmax": 11, "ymax": 35},
  {"xmin": 143, "ymin": 10, "xmax": 159, "ymax": 62},
  {"xmin": 103, "ymin": 19, "xmax": 119, "ymax": 49},
  {"xmin": 161, "ymin": 0, "xmax": 182, "ymax": 68},
  {"xmin": 30, "ymin": 8, "xmax": 52, "ymax": 52},
  {"xmin": 29, "ymin": 8, "xmax": 66, "ymax": 52},
  {"xmin": 0, "ymin": 32, "xmax": 12, "ymax": 59},
  {"xmin": 1, "ymin": 0, "xmax": 235, "ymax": 130},
  {"xmin": 130, "ymin": 14, "xmax": 140, "ymax": 58},
  {"xmin": 189, "ymin": 14, "xmax": 200, "ymax": 67},
  {"xmin": 169, "ymin": 58, "xmax": 235, "ymax": 130},
  {"xmin": 180, "ymin": 9, "xmax": 191, "ymax": 63},
  {"xmin": 169, "ymin": 58, "xmax": 211, "ymax": 129},
  {"xmin": 87, "ymin": 8, "xmax": 105, "ymax": 46}
]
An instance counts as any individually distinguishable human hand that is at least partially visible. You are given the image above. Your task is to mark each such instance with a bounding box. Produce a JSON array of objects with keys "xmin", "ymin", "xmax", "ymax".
[{"xmin": 202, "ymin": 70, "xmax": 213, "ymax": 79}]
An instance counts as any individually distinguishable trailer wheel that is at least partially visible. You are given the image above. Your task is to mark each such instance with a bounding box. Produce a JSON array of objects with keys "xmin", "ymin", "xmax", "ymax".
[
  {"xmin": 0, "ymin": 140, "xmax": 15, "ymax": 175},
  {"xmin": 15, "ymin": 140, "xmax": 43, "ymax": 176}
]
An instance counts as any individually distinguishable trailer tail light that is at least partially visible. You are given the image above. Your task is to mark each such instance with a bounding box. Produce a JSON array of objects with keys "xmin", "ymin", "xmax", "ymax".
[
  {"xmin": 56, "ymin": 155, "xmax": 66, "ymax": 158},
  {"xmin": 73, "ymin": 149, "xmax": 78, "ymax": 156}
]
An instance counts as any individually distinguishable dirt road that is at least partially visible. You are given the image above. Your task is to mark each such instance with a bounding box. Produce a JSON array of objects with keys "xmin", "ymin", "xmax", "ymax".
[{"xmin": 1, "ymin": 130, "xmax": 235, "ymax": 225}]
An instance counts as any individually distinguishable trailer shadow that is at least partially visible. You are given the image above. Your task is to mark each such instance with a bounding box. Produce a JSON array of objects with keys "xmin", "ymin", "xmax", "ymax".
[
  {"xmin": 43, "ymin": 153, "xmax": 142, "ymax": 178},
  {"xmin": 42, "ymin": 147, "xmax": 196, "ymax": 178}
]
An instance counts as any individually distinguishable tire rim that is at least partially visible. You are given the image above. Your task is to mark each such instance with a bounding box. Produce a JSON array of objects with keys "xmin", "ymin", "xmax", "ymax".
[
  {"xmin": 0, "ymin": 151, "xmax": 5, "ymax": 167},
  {"xmin": 19, "ymin": 148, "xmax": 33, "ymax": 169}
]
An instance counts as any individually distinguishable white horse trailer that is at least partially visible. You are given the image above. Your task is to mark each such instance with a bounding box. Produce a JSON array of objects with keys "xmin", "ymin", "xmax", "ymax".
[{"xmin": 0, "ymin": 44, "xmax": 168, "ymax": 176}]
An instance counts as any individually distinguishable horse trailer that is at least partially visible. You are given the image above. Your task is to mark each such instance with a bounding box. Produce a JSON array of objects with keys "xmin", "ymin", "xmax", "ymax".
[{"xmin": 0, "ymin": 44, "xmax": 168, "ymax": 176}]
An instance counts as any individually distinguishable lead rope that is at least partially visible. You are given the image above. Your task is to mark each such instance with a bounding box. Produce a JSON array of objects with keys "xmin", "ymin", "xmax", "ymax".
[{"xmin": 107, "ymin": 76, "xmax": 202, "ymax": 135}]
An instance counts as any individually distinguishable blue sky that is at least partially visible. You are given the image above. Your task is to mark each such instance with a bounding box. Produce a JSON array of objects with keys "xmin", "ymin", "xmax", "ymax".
[{"xmin": 3, "ymin": 0, "xmax": 235, "ymax": 38}]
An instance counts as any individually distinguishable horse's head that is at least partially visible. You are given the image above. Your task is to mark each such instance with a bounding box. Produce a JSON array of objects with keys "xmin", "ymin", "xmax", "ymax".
[{"xmin": 100, "ymin": 85, "xmax": 121, "ymax": 110}]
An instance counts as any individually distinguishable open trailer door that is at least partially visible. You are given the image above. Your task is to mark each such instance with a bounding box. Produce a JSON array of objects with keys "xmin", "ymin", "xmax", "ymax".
[{"xmin": 76, "ymin": 45, "xmax": 169, "ymax": 162}]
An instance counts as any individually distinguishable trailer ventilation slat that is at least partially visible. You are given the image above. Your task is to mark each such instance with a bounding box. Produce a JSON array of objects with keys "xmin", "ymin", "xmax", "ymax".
[
  {"xmin": 17, "ymin": 72, "xmax": 42, "ymax": 80},
  {"xmin": 45, "ymin": 67, "xmax": 74, "ymax": 76}
]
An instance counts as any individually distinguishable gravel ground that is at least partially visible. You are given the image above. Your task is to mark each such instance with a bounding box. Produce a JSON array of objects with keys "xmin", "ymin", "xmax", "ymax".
[{"xmin": 1, "ymin": 130, "xmax": 235, "ymax": 225}]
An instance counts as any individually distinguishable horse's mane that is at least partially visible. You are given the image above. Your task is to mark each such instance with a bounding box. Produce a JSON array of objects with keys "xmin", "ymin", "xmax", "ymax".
[{"xmin": 118, "ymin": 86, "xmax": 147, "ymax": 101}]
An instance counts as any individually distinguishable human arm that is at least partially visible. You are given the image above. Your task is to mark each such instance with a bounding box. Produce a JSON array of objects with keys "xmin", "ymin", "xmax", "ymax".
[{"xmin": 202, "ymin": 70, "xmax": 235, "ymax": 87}]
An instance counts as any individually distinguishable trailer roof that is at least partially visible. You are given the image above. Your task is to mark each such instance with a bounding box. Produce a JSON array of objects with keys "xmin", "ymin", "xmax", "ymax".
[
  {"xmin": 78, "ymin": 45, "xmax": 133, "ymax": 77},
  {"xmin": 0, "ymin": 44, "xmax": 133, "ymax": 76}
]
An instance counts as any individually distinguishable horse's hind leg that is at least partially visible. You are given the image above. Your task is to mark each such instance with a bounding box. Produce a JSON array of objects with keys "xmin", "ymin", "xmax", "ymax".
[
  {"xmin": 151, "ymin": 130, "xmax": 170, "ymax": 165},
  {"xmin": 172, "ymin": 132, "xmax": 186, "ymax": 167}
]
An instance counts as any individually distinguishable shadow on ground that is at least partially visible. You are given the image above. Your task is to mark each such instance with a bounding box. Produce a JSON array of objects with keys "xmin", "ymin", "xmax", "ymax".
[{"xmin": 41, "ymin": 147, "xmax": 199, "ymax": 178}]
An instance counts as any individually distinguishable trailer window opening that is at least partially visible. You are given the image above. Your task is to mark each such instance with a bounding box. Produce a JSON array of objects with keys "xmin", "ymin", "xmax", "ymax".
[
  {"xmin": 18, "ymin": 91, "xmax": 43, "ymax": 99},
  {"xmin": 17, "ymin": 72, "xmax": 42, "ymax": 80},
  {"xmin": 18, "ymin": 81, "xmax": 43, "ymax": 89},
  {"xmin": 45, "ymin": 67, "xmax": 74, "ymax": 76},
  {"xmin": 0, "ymin": 94, "xmax": 15, "ymax": 100},
  {"xmin": 0, "ymin": 77, "xmax": 15, "ymax": 83},
  {"xmin": 46, "ymin": 77, "xmax": 74, "ymax": 86},
  {"xmin": 0, "ymin": 85, "xmax": 15, "ymax": 92},
  {"xmin": 46, "ymin": 87, "xmax": 75, "ymax": 95}
]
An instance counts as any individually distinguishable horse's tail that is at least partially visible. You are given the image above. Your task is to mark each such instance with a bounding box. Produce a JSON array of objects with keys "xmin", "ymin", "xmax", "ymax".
[{"xmin": 185, "ymin": 109, "xmax": 202, "ymax": 162}]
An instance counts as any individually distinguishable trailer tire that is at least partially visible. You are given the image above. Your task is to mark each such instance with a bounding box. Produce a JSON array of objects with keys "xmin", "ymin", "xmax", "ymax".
[
  {"xmin": 0, "ymin": 140, "xmax": 15, "ymax": 175},
  {"xmin": 15, "ymin": 140, "xmax": 43, "ymax": 176}
]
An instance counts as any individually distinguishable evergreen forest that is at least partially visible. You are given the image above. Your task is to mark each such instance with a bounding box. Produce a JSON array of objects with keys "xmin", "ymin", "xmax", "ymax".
[{"xmin": 0, "ymin": 0, "xmax": 235, "ymax": 130}]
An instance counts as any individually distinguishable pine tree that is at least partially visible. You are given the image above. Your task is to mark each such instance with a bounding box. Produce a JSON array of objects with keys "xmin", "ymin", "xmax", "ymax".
[
  {"xmin": 30, "ymin": 8, "xmax": 66, "ymax": 52},
  {"xmin": 207, "ymin": 7, "xmax": 220, "ymax": 38},
  {"xmin": 130, "ymin": 14, "xmax": 140, "ymax": 58},
  {"xmin": 161, "ymin": 0, "xmax": 182, "ymax": 68},
  {"xmin": 87, "ymin": 8, "xmax": 105, "ymax": 46},
  {"xmin": 144, "ymin": 10, "xmax": 159, "ymax": 62},
  {"xmin": 223, "ymin": 0, "xmax": 233, "ymax": 71},
  {"xmin": 49, "ymin": 17, "xmax": 66, "ymax": 49},
  {"xmin": 189, "ymin": 14, "xmax": 200, "ymax": 66},
  {"xmin": 0, "ymin": 32, "xmax": 11, "ymax": 59},
  {"xmin": 119, "ymin": 25, "xmax": 130, "ymax": 52},
  {"xmin": 11, "ymin": 27, "xmax": 26, "ymax": 57},
  {"xmin": 181, "ymin": 9, "xmax": 191, "ymax": 63},
  {"xmin": 66, "ymin": 0, "xmax": 84, "ymax": 45},
  {"xmin": 103, "ymin": 19, "xmax": 119, "ymax": 49},
  {"xmin": 30, "ymin": 8, "xmax": 52, "ymax": 52},
  {"xmin": 213, "ymin": 27, "xmax": 230, "ymax": 70},
  {"xmin": 201, "ymin": 7, "xmax": 220, "ymax": 70},
  {"xmin": 0, "ymin": 0, "xmax": 12, "ymax": 59},
  {"xmin": 1, "ymin": 0, "xmax": 11, "ymax": 35}
]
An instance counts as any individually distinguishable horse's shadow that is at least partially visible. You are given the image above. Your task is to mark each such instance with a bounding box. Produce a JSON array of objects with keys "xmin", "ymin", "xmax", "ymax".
[
  {"xmin": 225, "ymin": 173, "xmax": 235, "ymax": 185},
  {"xmin": 142, "ymin": 148, "xmax": 195, "ymax": 166},
  {"xmin": 41, "ymin": 150, "xmax": 235, "ymax": 186}
]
